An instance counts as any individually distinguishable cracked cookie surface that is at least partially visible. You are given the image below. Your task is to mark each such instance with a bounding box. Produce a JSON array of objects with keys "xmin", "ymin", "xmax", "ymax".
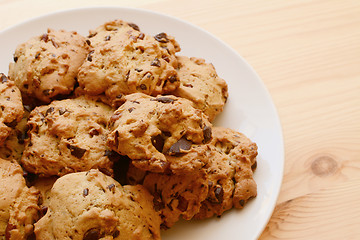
[
  {"xmin": 21, "ymin": 96, "xmax": 114, "ymax": 177},
  {"xmin": 107, "ymin": 93, "xmax": 212, "ymax": 174},
  {"xmin": 77, "ymin": 19, "xmax": 181, "ymax": 107},
  {"xmin": 34, "ymin": 169, "xmax": 161, "ymax": 240},
  {"xmin": 9, "ymin": 29, "xmax": 89, "ymax": 103},
  {"xmin": 172, "ymin": 56, "xmax": 228, "ymax": 122}
]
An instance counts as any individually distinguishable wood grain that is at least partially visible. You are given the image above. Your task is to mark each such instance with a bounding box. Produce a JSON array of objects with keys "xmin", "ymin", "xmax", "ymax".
[{"xmin": 0, "ymin": 0, "xmax": 360, "ymax": 239}]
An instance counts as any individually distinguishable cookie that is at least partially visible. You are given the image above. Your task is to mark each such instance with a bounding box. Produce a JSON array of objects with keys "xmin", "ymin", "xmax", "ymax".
[
  {"xmin": 171, "ymin": 56, "xmax": 228, "ymax": 122},
  {"xmin": 21, "ymin": 96, "xmax": 115, "ymax": 177},
  {"xmin": 0, "ymin": 74, "xmax": 24, "ymax": 146},
  {"xmin": 107, "ymin": 93, "xmax": 213, "ymax": 174},
  {"xmin": 8, "ymin": 29, "xmax": 89, "ymax": 103},
  {"xmin": 34, "ymin": 169, "xmax": 161, "ymax": 240},
  {"xmin": 77, "ymin": 19, "xmax": 181, "ymax": 107},
  {"xmin": 194, "ymin": 127, "xmax": 258, "ymax": 219},
  {"xmin": 0, "ymin": 158, "xmax": 40, "ymax": 240},
  {"xmin": 127, "ymin": 163, "xmax": 209, "ymax": 228},
  {"xmin": 0, "ymin": 104, "xmax": 30, "ymax": 162}
]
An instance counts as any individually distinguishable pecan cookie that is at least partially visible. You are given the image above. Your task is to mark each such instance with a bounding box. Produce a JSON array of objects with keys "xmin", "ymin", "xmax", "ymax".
[
  {"xmin": 77, "ymin": 19, "xmax": 181, "ymax": 107},
  {"xmin": 171, "ymin": 56, "xmax": 228, "ymax": 122},
  {"xmin": 34, "ymin": 169, "xmax": 161, "ymax": 240},
  {"xmin": 0, "ymin": 158, "xmax": 40, "ymax": 240},
  {"xmin": 195, "ymin": 127, "xmax": 258, "ymax": 219},
  {"xmin": 8, "ymin": 29, "xmax": 89, "ymax": 103},
  {"xmin": 0, "ymin": 74, "xmax": 24, "ymax": 147},
  {"xmin": 21, "ymin": 96, "xmax": 114, "ymax": 177},
  {"xmin": 107, "ymin": 93, "xmax": 212, "ymax": 174},
  {"xmin": 127, "ymin": 163, "xmax": 209, "ymax": 229}
]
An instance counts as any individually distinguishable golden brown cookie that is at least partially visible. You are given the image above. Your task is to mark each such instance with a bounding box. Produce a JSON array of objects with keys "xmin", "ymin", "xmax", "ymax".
[
  {"xmin": 0, "ymin": 74, "xmax": 24, "ymax": 147},
  {"xmin": 77, "ymin": 19, "xmax": 181, "ymax": 107},
  {"xmin": 8, "ymin": 29, "xmax": 89, "ymax": 103},
  {"xmin": 172, "ymin": 56, "xmax": 228, "ymax": 122},
  {"xmin": 34, "ymin": 169, "xmax": 161, "ymax": 240},
  {"xmin": 107, "ymin": 93, "xmax": 213, "ymax": 174},
  {"xmin": 0, "ymin": 158, "xmax": 40, "ymax": 240},
  {"xmin": 127, "ymin": 163, "xmax": 208, "ymax": 229},
  {"xmin": 21, "ymin": 96, "xmax": 114, "ymax": 177},
  {"xmin": 194, "ymin": 127, "xmax": 258, "ymax": 219}
]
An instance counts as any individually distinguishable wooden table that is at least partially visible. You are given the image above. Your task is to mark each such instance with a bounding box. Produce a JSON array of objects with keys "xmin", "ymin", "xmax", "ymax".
[{"xmin": 1, "ymin": 0, "xmax": 359, "ymax": 239}]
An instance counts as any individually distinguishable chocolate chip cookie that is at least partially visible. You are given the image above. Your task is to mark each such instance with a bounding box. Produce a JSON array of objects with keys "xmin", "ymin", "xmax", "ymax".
[
  {"xmin": 195, "ymin": 127, "xmax": 258, "ymax": 219},
  {"xmin": 8, "ymin": 29, "xmax": 89, "ymax": 103},
  {"xmin": 127, "ymin": 163, "xmax": 209, "ymax": 228},
  {"xmin": 0, "ymin": 158, "xmax": 40, "ymax": 240},
  {"xmin": 21, "ymin": 96, "xmax": 114, "ymax": 177},
  {"xmin": 107, "ymin": 93, "xmax": 213, "ymax": 174},
  {"xmin": 172, "ymin": 56, "xmax": 228, "ymax": 122},
  {"xmin": 34, "ymin": 169, "xmax": 161, "ymax": 240},
  {"xmin": 77, "ymin": 19, "xmax": 181, "ymax": 107},
  {"xmin": 0, "ymin": 74, "xmax": 24, "ymax": 147}
]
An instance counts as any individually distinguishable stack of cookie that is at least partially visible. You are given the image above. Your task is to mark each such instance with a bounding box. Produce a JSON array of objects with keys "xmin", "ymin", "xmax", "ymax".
[{"xmin": 0, "ymin": 19, "xmax": 257, "ymax": 239}]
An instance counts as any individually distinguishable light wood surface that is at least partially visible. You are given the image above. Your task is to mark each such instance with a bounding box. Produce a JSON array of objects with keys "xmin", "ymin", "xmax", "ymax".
[{"xmin": 1, "ymin": 0, "xmax": 359, "ymax": 239}]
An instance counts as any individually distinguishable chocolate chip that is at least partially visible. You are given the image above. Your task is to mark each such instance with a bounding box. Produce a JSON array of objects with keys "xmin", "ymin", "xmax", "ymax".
[
  {"xmin": 128, "ymin": 23, "xmax": 140, "ymax": 31},
  {"xmin": 23, "ymin": 84, "xmax": 29, "ymax": 89},
  {"xmin": 87, "ymin": 50, "xmax": 94, "ymax": 62},
  {"xmin": 168, "ymin": 137, "xmax": 192, "ymax": 156},
  {"xmin": 110, "ymin": 112, "xmax": 122, "ymax": 122},
  {"xmin": 89, "ymin": 128, "xmax": 100, "ymax": 137},
  {"xmin": 67, "ymin": 144, "xmax": 87, "ymax": 158},
  {"xmin": 153, "ymin": 192, "xmax": 165, "ymax": 212},
  {"xmin": 150, "ymin": 58, "xmax": 161, "ymax": 67},
  {"xmin": 150, "ymin": 96, "xmax": 175, "ymax": 104},
  {"xmin": 176, "ymin": 196, "xmax": 189, "ymax": 212},
  {"xmin": 203, "ymin": 126, "xmax": 212, "ymax": 143},
  {"xmin": 83, "ymin": 188, "xmax": 89, "ymax": 197},
  {"xmin": 43, "ymin": 89, "xmax": 51, "ymax": 96},
  {"xmin": 99, "ymin": 168, "xmax": 112, "ymax": 176},
  {"xmin": 116, "ymin": 94, "xmax": 123, "ymax": 99},
  {"xmin": 35, "ymin": 52, "xmax": 40, "ymax": 59},
  {"xmin": 58, "ymin": 108, "xmax": 68, "ymax": 115},
  {"xmin": 168, "ymin": 75, "xmax": 177, "ymax": 83},
  {"xmin": 88, "ymin": 32, "xmax": 97, "ymax": 38},
  {"xmin": 83, "ymin": 228, "xmax": 100, "ymax": 240},
  {"xmin": 138, "ymin": 32, "xmax": 145, "ymax": 40},
  {"xmin": 183, "ymin": 83, "xmax": 193, "ymax": 88},
  {"xmin": 108, "ymin": 183, "xmax": 115, "ymax": 192},
  {"xmin": 135, "ymin": 68, "xmax": 143, "ymax": 72},
  {"xmin": 162, "ymin": 55, "xmax": 170, "ymax": 63},
  {"xmin": 45, "ymin": 107, "xmax": 54, "ymax": 117},
  {"xmin": 128, "ymin": 107, "xmax": 135, "ymax": 113},
  {"xmin": 105, "ymin": 35, "xmax": 111, "ymax": 41},
  {"xmin": 251, "ymin": 161, "xmax": 257, "ymax": 171},
  {"xmin": 13, "ymin": 56, "xmax": 18, "ymax": 62},
  {"xmin": 154, "ymin": 32, "xmax": 169, "ymax": 43},
  {"xmin": 40, "ymin": 33, "xmax": 48, "ymax": 42},
  {"xmin": 50, "ymin": 38, "xmax": 59, "ymax": 48},
  {"xmin": 151, "ymin": 134, "xmax": 164, "ymax": 152},
  {"xmin": 239, "ymin": 199, "xmax": 245, "ymax": 207},
  {"xmin": 139, "ymin": 84, "xmax": 147, "ymax": 90},
  {"xmin": 86, "ymin": 39, "xmax": 91, "ymax": 46},
  {"xmin": 1, "ymin": 74, "xmax": 8, "ymax": 83},
  {"xmin": 214, "ymin": 186, "xmax": 224, "ymax": 203}
]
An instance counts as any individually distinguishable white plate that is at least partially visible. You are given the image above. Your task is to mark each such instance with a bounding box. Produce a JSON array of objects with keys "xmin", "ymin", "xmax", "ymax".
[{"xmin": 0, "ymin": 7, "xmax": 284, "ymax": 240}]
